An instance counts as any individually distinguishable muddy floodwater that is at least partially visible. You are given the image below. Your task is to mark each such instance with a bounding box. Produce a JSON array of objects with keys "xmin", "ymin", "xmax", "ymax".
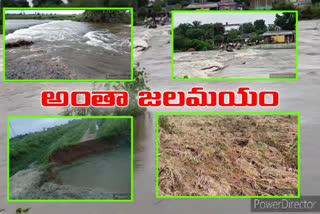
[
  {"xmin": 174, "ymin": 48, "xmax": 296, "ymax": 78},
  {"xmin": 5, "ymin": 19, "xmax": 131, "ymax": 80},
  {"xmin": 56, "ymin": 143, "xmax": 131, "ymax": 195}
]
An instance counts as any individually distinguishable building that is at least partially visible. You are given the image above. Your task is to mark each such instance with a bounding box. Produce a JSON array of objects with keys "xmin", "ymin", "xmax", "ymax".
[
  {"xmin": 262, "ymin": 31, "xmax": 296, "ymax": 43},
  {"xmin": 185, "ymin": 0, "xmax": 237, "ymax": 10},
  {"xmin": 250, "ymin": 0, "xmax": 312, "ymax": 10},
  {"xmin": 250, "ymin": 0, "xmax": 273, "ymax": 10}
]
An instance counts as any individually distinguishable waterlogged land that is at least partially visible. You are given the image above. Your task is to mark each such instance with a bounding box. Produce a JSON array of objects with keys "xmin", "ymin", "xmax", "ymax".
[
  {"xmin": 174, "ymin": 48, "xmax": 296, "ymax": 79},
  {"xmin": 5, "ymin": 19, "xmax": 131, "ymax": 80},
  {"xmin": 158, "ymin": 115, "xmax": 298, "ymax": 196}
]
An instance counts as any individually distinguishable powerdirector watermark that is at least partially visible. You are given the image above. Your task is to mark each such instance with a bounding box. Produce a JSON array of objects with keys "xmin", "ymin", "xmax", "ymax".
[
  {"xmin": 269, "ymin": 73, "xmax": 296, "ymax": 79},
  {"xmin": 251, "ymin": 196, "xmax": 320, "ymax": 212}
]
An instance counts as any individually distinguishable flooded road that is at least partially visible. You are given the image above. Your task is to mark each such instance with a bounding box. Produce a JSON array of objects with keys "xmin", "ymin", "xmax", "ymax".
[
  {"xmin": 0, "ymin": 20, "xmax": 320, "ymax": 214},
  {"xmin": 5, "ymin": 20, "xmax": 131, "ymax": 80},
  {"xmin": 174, "ymin": 48, "xmax": 296, "ymax": 78}
]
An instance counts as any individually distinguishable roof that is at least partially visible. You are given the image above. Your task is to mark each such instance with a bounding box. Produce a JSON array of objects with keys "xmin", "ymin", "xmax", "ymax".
[
  {"xmin": 185, "ymin": 3, "xmax": 219, "ymax": 9},
  {"xmin": 262, "ymin": 31, "xmax": 294, "ymax": 36}
]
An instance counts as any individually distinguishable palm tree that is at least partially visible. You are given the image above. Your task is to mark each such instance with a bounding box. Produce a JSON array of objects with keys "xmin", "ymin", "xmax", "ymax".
[{"xmin": 192, "ymin": 20, "xmax": 201, "ymax": 28}]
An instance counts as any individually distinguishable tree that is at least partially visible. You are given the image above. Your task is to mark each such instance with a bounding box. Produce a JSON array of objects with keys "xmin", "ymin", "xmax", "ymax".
[
  {"xmin": 274, "ymin": 13, "xmax": 296, "ymax": 30},
  {"xmin": 227, "ymin": 29, "xmax": 240, "ymax": 42},
  {"xmin": 2, "ymin": 0, "xmax": 29, "ymax": 7},
  {"xmin": 186, "ymin": 28, "xmax": 205, "ymax": 40},
  {"xmin": 239, "ymin": 22, "xmax": 255, "ymax": 34},
  {"xmin": 268, "ymin": 24, "xmax": 276, "ymax": 31},
  {"xmin": 272, "ymin": 0, "xmax": 296, "ymax": 10},
  {"xmin": 152, "ymin": 0, "xmax": 165, "ymax": 16},
  {"xmin": 192, "ymin": 20, "xmax": 201, "ymax": 28},
  {"xmin": 214, "ymin": 35, "xmax": 223, "ymax": 44},
  {"xmin": 250, "ymin": 33, "xmax": 264, "ymax": 42},
  {"xmin": 254, "ymin": 19, "xmax": 267, "ymax": 34},
  {"xmin": 213, "ymin": 23, "xmax": 225, "ymax": 36}
]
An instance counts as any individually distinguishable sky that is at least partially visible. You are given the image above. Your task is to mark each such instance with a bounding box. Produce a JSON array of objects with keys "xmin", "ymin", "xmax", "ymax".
[
  {"xmin": 9, "ymin": 118, "xmax": 80, "ymax": 138},
  {"xmin": 6, "ymin": 10, "xmax": 85, "ymax": 15},
  {"xmin": 174, "ymin": 13, "xmax": 280, "ymax": 27}
]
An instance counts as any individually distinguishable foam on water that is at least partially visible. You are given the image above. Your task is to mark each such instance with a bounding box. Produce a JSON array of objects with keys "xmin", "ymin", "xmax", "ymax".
[
  {"xmin": 6, "ymin": 20, "xmax": 86, "ymax": 43},
  {"xmin": 84, "ymin": 30, "xmax": 130, "ymax": 54}
]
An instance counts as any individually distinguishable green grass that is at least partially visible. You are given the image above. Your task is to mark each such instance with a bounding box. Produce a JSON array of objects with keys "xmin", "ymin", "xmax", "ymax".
[{"xmin": 97, "ymin": 118, "xmax": 131, "ymax": 138}]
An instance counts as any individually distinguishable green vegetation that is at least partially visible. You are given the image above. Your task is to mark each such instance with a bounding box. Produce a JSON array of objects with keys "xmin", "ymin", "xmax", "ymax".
[
  {"xmin": 2, "ymin": 0, "xmax": 29, "ymax": 7},
  {"xmin": 9, "ymin": 118, "xmax": 130, "ymax": 176},
  {"xmin": 174, "ymin": 22, "xmax": 224, "ymax": 51},
  {"xmin": 80, "ymin": 10, "xmax": 131, "ymax": 24},
  {"xmin": 6, "ymin": 10, "xmax": 131, "ymax": 24},
  {"xmin": 63, "ymin": 67, "xmax": 149, "ymax": 117},
  {"xmin": 10, "ymin": 119, "xmax": 87, "ymax": 176},
  {"xmin": 97, "ymin": 118, "xmax": 131, "ymax": 138}
]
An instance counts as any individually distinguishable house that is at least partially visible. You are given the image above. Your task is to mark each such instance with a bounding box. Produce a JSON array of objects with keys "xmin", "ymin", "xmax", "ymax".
[
  {"xmin": 250, "ymin": 0, "xmax": 312, "ymax": 9},
  {"xmin": 185, "ymin": 0, "xmax": 237, "ymax": 10},
  {"xmin": 262, "ymin": 31, "xmax": 296, "ymax": 43}
]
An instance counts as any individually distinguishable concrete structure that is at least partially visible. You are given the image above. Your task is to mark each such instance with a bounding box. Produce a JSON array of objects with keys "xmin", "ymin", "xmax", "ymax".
[
  {"xmin": 185, "ymin": 0, "xmax": 237, "ymax": 10},
  {"xmin": 262, "ymin": 31, "xmax": 296, "ymax": 43}
]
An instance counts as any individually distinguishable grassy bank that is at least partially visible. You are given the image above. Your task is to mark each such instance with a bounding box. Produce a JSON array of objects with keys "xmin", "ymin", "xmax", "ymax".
[
  {"xmin": 10, "ymin": 118, "xmax": 131, "ymax": 176},
  {"xmin": 158, "ymin": 115, "xmax": 298, "ymax": 196}
]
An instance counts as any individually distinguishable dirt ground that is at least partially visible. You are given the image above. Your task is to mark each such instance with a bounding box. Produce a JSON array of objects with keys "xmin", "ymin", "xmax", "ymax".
[{"xmin": 158, "ymin": 114, "xmax": 298, "ymax": 196}]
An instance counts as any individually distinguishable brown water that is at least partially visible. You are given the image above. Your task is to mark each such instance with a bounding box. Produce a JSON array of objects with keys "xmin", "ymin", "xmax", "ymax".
[
  {"xmin": 0, "ymin": 20, "xmax": 320, "ymax": 213},
  {"xmin": 5, "ymin": 20, "xmax": 131, "ymax": 80}
]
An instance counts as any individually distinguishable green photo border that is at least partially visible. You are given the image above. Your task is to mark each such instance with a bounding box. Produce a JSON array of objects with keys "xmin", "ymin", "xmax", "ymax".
[
  {"xmin": 7, "ymin": 115, "xmax": 134, "ymax": 202},
  {"xmin": 171, "ymin": 10, "xmax": 298, "ymax": 81},
  {"xmin": 155, "ymin": 112, "xmax": 300, "ymax": 198},
  {"xmin": 3, "ymin": 7, "xmax": 134, "ymax": 82}
]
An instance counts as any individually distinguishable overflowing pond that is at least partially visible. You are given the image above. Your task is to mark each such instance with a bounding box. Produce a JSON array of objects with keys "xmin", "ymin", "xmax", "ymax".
[
  {"xmin": 55, "ymin": 141, "xmax": 131, "ymax": 195},
  {"xmin": 5, "ymin": 19, "xmax": 131, "ymax": 80}
]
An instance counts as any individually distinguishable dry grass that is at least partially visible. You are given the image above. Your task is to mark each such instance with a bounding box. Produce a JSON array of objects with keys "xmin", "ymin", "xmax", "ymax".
[{"xmin": 158, "ymin": 115, "xmax": 298, "ymax": 196}]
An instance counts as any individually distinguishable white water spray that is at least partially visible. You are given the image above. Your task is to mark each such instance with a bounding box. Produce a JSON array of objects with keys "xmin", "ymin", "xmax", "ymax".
[
  {"xmin": 26, "ymin": 0, "xmax": 34, "ymax": 7},
  {"xmin": 26, "ymin": 0, "xmax": 68, "ymax": 7}
]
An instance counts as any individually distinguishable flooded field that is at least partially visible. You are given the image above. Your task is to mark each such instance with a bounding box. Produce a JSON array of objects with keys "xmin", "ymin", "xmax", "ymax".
[
  {"xmin": 56, "ymin": 143, "xmax": 131, "ymax": 195},
  {"xmin": 174, "ymin": 48, "xmax": 296, "ymax": 78},
  {"xmin": 0, "ymin": 19, "xmax": 319, "ymax": 213},
  {"xmin": 5, "ymin": 19, "xmax": 131, "ymax": 80}
]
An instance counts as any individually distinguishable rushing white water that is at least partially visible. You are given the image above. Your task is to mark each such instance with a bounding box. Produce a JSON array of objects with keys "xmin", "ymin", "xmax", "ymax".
[{"xmin": 84, "ymin": 30, "xmax": 130, "ymax": 54}]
